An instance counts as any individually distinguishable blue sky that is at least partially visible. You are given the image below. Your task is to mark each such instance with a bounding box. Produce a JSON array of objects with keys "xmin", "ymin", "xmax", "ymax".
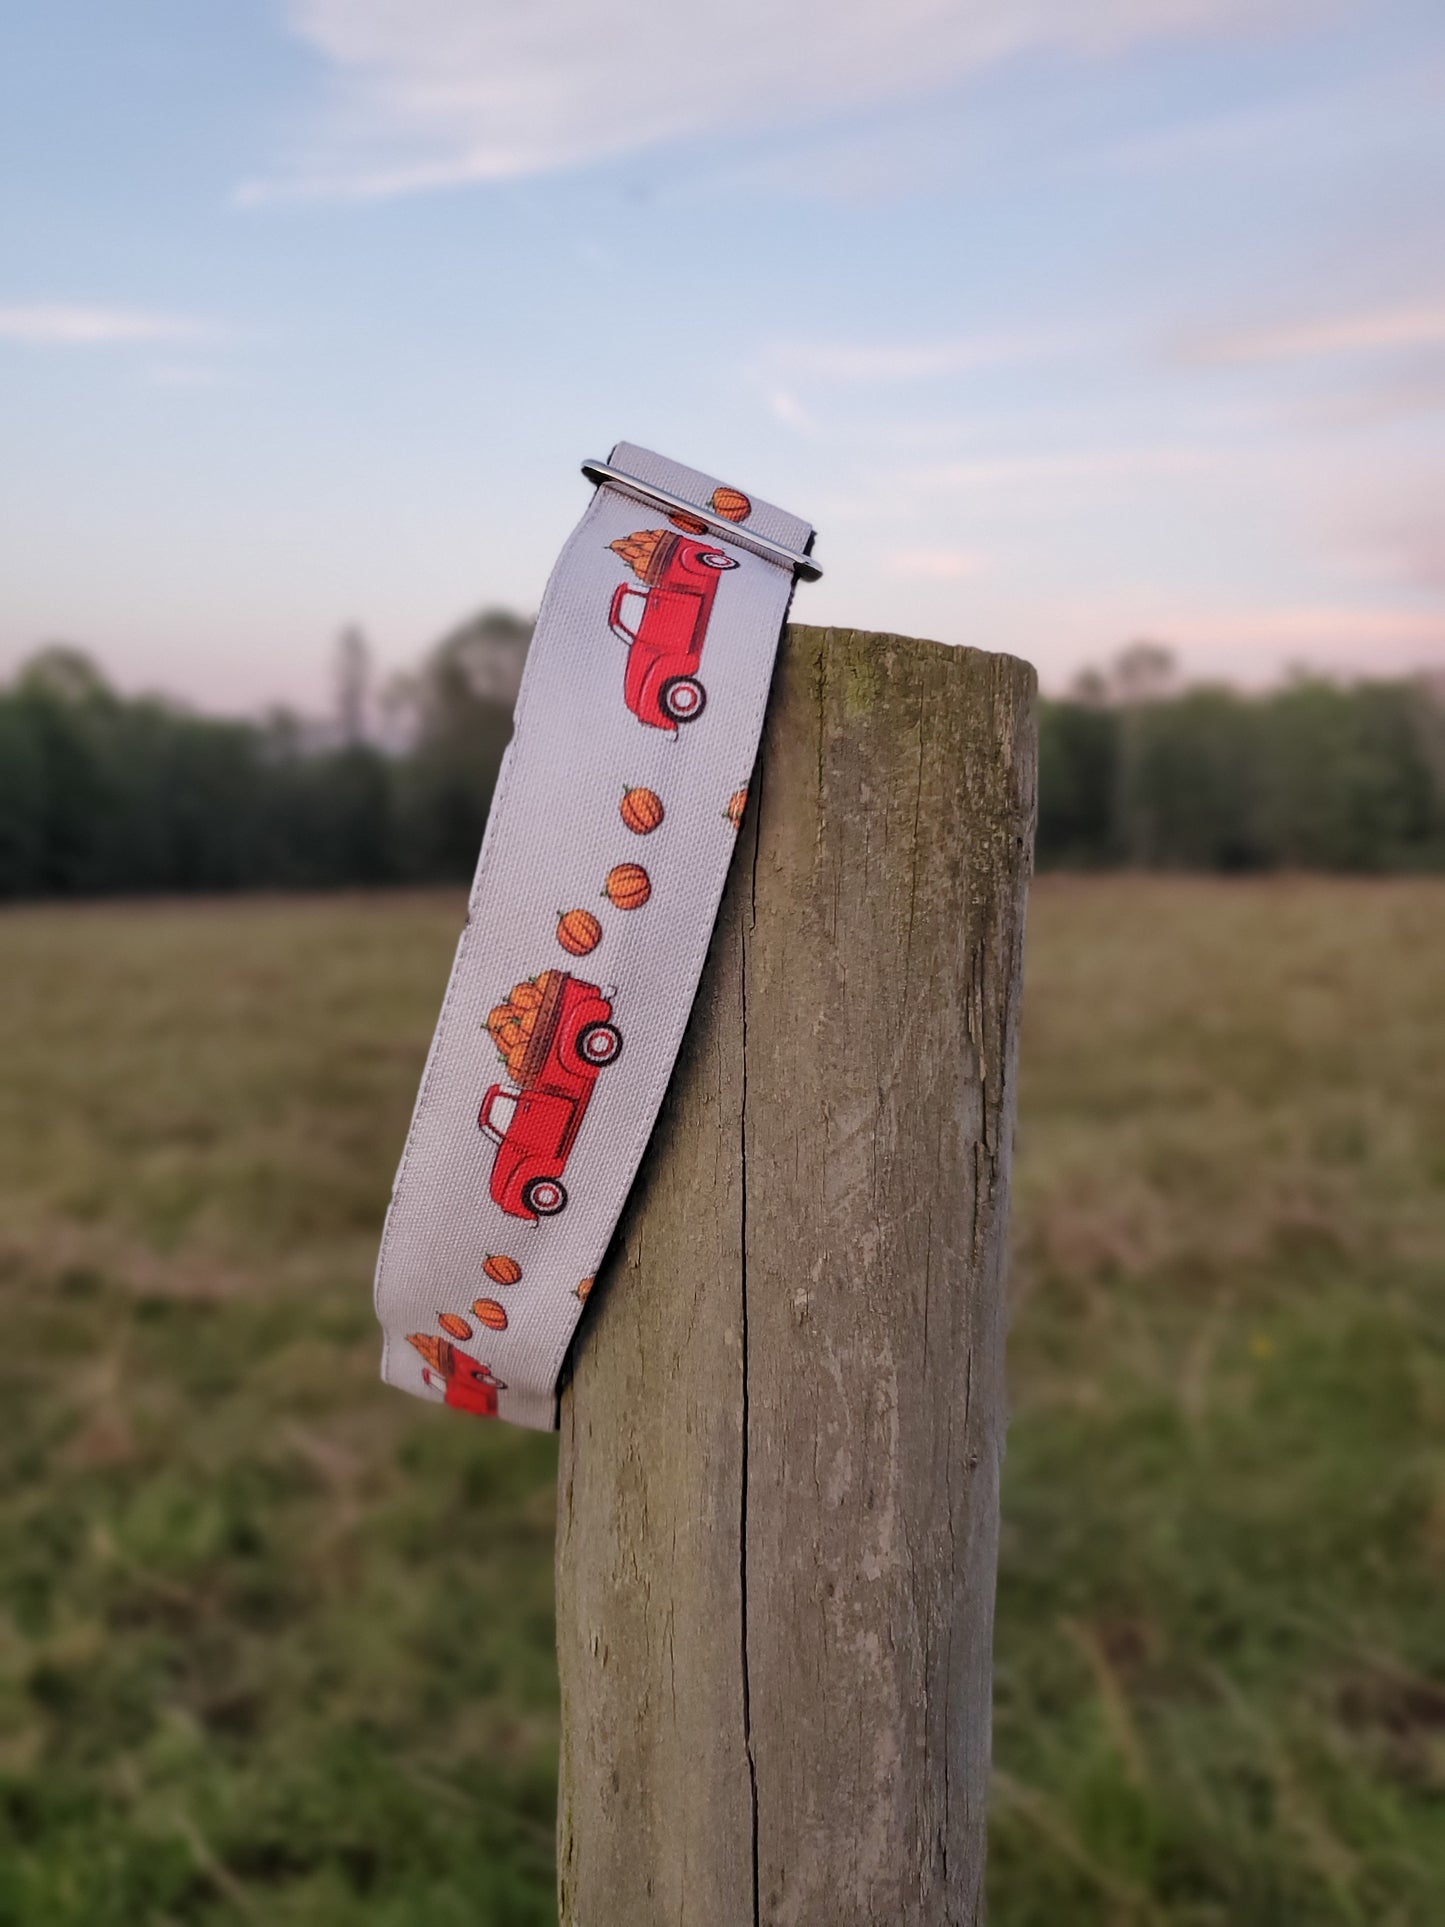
[{"xmin": 2, "ymin": 0, "xmax": 1443, "ymax": 710}]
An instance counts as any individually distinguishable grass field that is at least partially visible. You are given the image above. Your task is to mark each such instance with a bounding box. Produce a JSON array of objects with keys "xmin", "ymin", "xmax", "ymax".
[{"xmin": 1, "ymin": 880, "xmax": 1442, "ymax": 1924}]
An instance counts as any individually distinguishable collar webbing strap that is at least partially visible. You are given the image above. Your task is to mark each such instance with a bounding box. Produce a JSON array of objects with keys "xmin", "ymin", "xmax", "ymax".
[{"xmin": 374, "ymin": 444, "xmax": 816, "ymax": 1429}]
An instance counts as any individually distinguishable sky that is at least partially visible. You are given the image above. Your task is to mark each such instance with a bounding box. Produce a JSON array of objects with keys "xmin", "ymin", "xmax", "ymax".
[{"xmin": 1, "ymin": 0, "xmax": 1443, "ymax": 711}]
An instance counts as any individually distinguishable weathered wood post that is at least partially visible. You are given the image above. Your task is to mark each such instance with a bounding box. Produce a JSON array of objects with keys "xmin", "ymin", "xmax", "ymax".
[{"xmin": 556, "ymin": 623, "xmax": 1036, "ymax": 1926}]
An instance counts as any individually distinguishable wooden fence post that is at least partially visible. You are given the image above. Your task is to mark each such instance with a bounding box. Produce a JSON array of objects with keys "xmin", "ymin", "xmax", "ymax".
[{"xmin": 555, "ymin": 623, "xmax": 1036, "ymax": 1926}]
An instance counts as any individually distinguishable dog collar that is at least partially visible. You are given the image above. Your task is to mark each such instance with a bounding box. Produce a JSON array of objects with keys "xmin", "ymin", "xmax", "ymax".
[{"xmin": 374, "ymin": 444, "xmax": 817, "ymax": 1428}]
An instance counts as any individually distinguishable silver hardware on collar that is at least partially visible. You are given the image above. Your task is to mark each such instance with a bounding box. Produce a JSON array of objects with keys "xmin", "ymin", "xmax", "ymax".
[{"xmin": 582, "ymin": 459, "xmax": 823, "ymax": 582}]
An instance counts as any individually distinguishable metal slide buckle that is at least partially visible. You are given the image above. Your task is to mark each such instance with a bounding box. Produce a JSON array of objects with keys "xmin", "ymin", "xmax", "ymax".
[{"xmin": 581, "ymin": 459, "xmax": 823, "ymax": 582}]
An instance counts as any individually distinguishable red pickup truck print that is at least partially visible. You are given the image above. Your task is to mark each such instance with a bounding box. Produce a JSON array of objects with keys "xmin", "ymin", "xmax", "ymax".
[
  {"xmin": 407, "ymin": 1333, "xmax": 505, "ymax": 1419},
  {"xmin": 608, "ymin": 529, "xmax": 738, "ymax": 730},
  {"xmin": 478, "ymin": 971, "xmax": 622, "ymax": 1221}
]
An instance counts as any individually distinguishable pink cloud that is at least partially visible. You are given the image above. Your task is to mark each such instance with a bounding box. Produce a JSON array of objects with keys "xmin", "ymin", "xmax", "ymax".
[{"xmin": 1188, "ymin": 299, "xmax": 1445, "ymax": 365}]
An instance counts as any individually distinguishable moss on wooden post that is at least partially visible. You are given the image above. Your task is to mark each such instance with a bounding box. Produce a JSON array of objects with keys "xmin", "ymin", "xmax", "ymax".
[{"xmin": 556, "ymin": 624, "xmax": 1037, "ymax": 1925}]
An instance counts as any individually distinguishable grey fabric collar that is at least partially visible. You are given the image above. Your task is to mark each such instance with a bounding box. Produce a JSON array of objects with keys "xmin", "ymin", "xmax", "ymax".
[{"xmin": 373, "ymin": 444, "xmax": 816, "ymax": 1428}]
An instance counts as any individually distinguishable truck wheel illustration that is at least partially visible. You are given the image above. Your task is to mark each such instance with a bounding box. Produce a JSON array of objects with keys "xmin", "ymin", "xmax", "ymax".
[
  {"xmin": 659, "ymin": 676, "xmax": 707, "ymax": 723},
  {"xmin": 523, "ymin": 1176, "xmax": 568, "ymax": 1217},
  {"xmin": 577, "ymin": 1021, "xmax": 622, "ymax": 1066},
  {"xmin": 608, "ymin": 532, "xmax": 734, "ymax": 731},
  {"xmin": 479, "ymin": 972, "xmax": 621, "ymax": 1221}
]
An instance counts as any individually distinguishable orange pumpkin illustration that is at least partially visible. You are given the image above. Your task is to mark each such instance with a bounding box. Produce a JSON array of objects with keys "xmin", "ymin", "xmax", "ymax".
[
  {"xmin": 668, "ymin": 510, "xmax": 707, "ymax": 535},
  {"xmin": 496, "ymin": 1015, "xmax": 524, "ymax": 1053},
  {"xmin": 557, "ymin": 908, "xmax": 602, "ymax": 956},
  {"xmin": 484, "ymin": 1254, "xmax": 522, "ymax": 1287},
  {"xmin": 473, "ymin": 1298, "xmax": 509, "ymax": 1332},
  {"xmin": 438, "ymin": 1312, "xmax": 473, "ymax": 1340},
  {"xmin": 620, "ymin": 786, "xmax": 664, "ymax": 835},
  {"xmin": 576, "ymin": 1276, "xmax": 594, "ymax": 1304},
  {"xmin": 726, "ymin": 788, "xmax": 748, "ymax": 830},
  {"xmin": 604, "ymin": 863, "xmax": 651, "ymax": 910},
  {"xmin": 611, "ymin": 529, "xmax": 671, "ymax": 582},
  {"xmin": 408, "ymin": 1332, "xmax": 447, "ymax": 1375},
  {"xmin": 487, "ymin": 1002, "xmax": 513, "ymax": 1035},
  {"xmin": 512, "ymin": 980, "xmax": 543, "ymax": 1012},
  {"xmin": 710, "ymin": 487, "xmax": 751, "ymax": 523}
]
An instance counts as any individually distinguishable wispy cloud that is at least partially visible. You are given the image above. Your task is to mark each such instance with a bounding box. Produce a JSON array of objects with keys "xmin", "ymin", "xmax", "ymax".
[
  {"xmin": 918, "ymin": 445, "xmax": 1221, "ymax": 490},
  {"xmin": 0, "ymin": 304, "xmax": 209, "ymax": 346},
  {"xmin": 1402, "ymin": 536, "xmax": 1445, "ymax": 595},
  {"xmin": 802, "ymin": 440, "xmax": 1230, "ymax": 529},
  {"xmin": 757, "ymin": 331, "xmax": 1060, "ymax": 385},
  {"xmin": 1087, "ymin": 50, "xmax": 1424, "ymax": 179},
  {"xmin": 1161, "ymin": 603, "xmax": 1445, "ymax": 674},
  {"xmin": 1332, "ymin": 515, "xmax": 1445, "ymax": 595},
  {"xmin": 146, "ymin": 362, "xmax": 229, "ymax": 390},
  {"xmin": 887, "ymin": 546, "xmax": 988, "ymax": 580},
  {"xmin": 1017, "ymin": 596, "xmax": 1445, "ymax": 691},
  {"xmin": 1094, "ymin": 97, "xmax": 1315, "ymax": 174},
  {"xmin": 243, "ymin": 0, "xmax": 1312, "ymax": 203},
  {"xmin": 1189, "ymin": 299, "xmax": 1445, "ymax": 365},
  {"xmin": 767, "ymin": 389, "xmax": 813, "ymax": 431}
]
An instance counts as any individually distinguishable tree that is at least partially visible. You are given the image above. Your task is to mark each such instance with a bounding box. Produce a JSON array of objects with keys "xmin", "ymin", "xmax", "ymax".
[
  {"xmin": 334, "ymin": 625, "xmax": 372, "ymax": 747},
  {"xmin": 3, "ymin": 624, "xmax": 1442, "ymax": 897},
  {"xmin": 392, "ymin": 612, "xmax": 530, "ymax": 878}
]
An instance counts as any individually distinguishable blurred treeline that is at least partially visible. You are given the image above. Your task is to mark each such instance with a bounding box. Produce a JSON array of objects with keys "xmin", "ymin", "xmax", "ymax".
[
  {"xmin": 3, "ymin": 630, "xmax": 1444, "ymax": 898},
  {"xmin": 1042, "ymin": 643, "xmax": 1445, "ymax": 871},
  {"xmin": 0, "ymin": 617, "xmax": 525, "ymax": 898}
]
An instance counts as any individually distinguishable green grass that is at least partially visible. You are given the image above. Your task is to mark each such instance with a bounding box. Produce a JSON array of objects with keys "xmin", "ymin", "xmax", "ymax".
[
  {"xmin": 993, "ymin": 879, "xmax": 1445, "ymax": 1926},
  {"xmin": 1, "ymin": 881, "xmax": 1442, "ymax": 1923},
  {"xmin": 0, "ymin": 896, "xmax": 558, "ymax": 1926}
]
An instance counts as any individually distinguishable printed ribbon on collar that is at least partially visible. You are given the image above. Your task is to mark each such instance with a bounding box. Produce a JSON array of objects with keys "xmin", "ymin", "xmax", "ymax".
[{"xmin": 374, "ymin": 444, "xmax": 816, "ymax": 1430}]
